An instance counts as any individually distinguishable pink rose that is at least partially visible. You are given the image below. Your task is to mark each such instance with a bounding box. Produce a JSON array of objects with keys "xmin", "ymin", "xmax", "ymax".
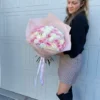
[
  {"xmin": 46, "ymin": 42, "xmax": 51, "ymax": 46},
  {"xmin": 39, "ymin": 39, "xmax": 44, "ymax": 43},
  {"xmin": 30, "ymin": 37, "xmax": 37, "ymax": 43},
  {"xmin": 47, "ymin": 34, "xmax": 51, "ymax": 38}
]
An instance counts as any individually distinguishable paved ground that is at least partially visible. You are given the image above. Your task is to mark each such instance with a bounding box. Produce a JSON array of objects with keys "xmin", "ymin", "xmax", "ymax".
[
  {"xmin": 0, "ymin": 94, "xmax": 36, "ymax": 100},
  {"xmin": 0, "ymin": 94, "xmax": 14, "ymax": 100}
]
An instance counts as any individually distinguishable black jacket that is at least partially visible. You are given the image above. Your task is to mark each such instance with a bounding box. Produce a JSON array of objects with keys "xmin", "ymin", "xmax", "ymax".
[{"xmin": 64, "ymin": 11, "xmax": 89, "ymax": 58}]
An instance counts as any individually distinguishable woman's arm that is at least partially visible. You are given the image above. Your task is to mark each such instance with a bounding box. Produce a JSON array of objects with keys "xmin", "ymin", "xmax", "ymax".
[{"xmin": 64, "ymin": 14, "xmax": 89, "ymax": 58}]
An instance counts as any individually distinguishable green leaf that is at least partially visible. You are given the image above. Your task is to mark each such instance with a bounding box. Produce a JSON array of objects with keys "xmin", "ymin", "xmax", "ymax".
[{"xmin": 36, "ymin": 57, "xmax": 40, "ymax": 62}]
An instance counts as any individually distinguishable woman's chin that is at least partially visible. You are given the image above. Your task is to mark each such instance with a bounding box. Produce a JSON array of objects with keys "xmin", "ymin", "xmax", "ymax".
[{"xmin": 68, "ymin": 11, "xmax": 74, "ymax": 14}]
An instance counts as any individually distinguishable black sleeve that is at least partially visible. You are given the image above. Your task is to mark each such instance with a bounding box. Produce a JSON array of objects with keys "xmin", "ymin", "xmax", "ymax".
[{"xmin": 64, "ymin": 14, "xmax": 89, "ymax": 58}]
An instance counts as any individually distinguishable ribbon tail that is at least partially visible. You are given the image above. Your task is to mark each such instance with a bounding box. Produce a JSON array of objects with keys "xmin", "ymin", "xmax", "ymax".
[
  {"xmin": 34, "ymin": 57, "xmax": 42, "ymax": 86},
  {"xmin": 40, "ymin": 57, "xmax": 45, "ymax": 85}
]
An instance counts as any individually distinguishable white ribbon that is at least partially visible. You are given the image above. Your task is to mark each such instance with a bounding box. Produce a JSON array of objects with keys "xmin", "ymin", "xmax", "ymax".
[{"xmin": 34, "ymin": 57, "xmax": 45, "ymax": 86}]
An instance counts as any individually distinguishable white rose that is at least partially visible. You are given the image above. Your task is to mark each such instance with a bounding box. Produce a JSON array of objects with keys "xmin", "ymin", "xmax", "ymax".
[
  {"xmin": 34, "ymin": 32, "xmax": 39, "ymax": 35},
  {"xmin": 37, "ymin": 35, "xmax": 41, "ymax": 39},
  {"xmin": 49, "ymin": 37, "xmax": 55, "ymax": 42},
  {"xmin": 34, "ymin": 39, "xmax": 39, "ymax": 44},
  {"xmin": 50, "ymin": 43, "xmax": 59, "ymax": 51},
  {"xmin": 51, "ymin": 34, "xmax": 57, "ymax": 38},
  {"xmin": 55, "ymin": 35, "xmax": 60, "ymax": 39},
  {"xmin": 59, "ymin": 39, "xmax": 64, "ymax": 45},
  {"xmin": 40, "ymin": 43, "xmax": 46, "ymax": 48},
  {"xmin": 46, "ymin": 46, "xmax": 53, "ymax": 50},
  {"xmin": 44, "ymin": 29, "xmax": 50, "ymax": 34},
  {"xmin": 41, "ymin": 33, "xmax": 46, "ymax": 38}
]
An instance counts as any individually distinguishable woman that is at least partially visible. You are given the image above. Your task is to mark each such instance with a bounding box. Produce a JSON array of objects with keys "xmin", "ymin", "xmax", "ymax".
[{"xmin": 56, "ymin": 0, "xmax": 89, "ymax": 100}]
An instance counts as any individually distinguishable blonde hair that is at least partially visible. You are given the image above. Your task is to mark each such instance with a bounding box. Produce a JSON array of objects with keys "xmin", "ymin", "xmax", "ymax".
[
  {"xmin": 65, "ymin": 0, "xmax": 89, "ymax": 25},
  {"xmin": 80, "ymin": 0, "xmax": 88, "ymax": 16}
]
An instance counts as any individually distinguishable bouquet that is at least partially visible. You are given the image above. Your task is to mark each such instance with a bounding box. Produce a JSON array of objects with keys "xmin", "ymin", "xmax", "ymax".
[{"xmin": 26, "ymin": 13, "xmax": 71, "ymax": 85}]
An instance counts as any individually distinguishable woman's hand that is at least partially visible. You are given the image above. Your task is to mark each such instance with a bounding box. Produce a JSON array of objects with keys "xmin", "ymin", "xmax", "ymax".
[{"xmin": 57, "ymin": 53, "xmax": 64, "ymax": 56}]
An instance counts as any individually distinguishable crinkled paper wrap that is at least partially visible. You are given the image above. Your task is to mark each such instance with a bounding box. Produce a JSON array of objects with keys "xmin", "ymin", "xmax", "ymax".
[{"xmin": 26, "ymin": 13, "xmax": 71, "ymax": 57}]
